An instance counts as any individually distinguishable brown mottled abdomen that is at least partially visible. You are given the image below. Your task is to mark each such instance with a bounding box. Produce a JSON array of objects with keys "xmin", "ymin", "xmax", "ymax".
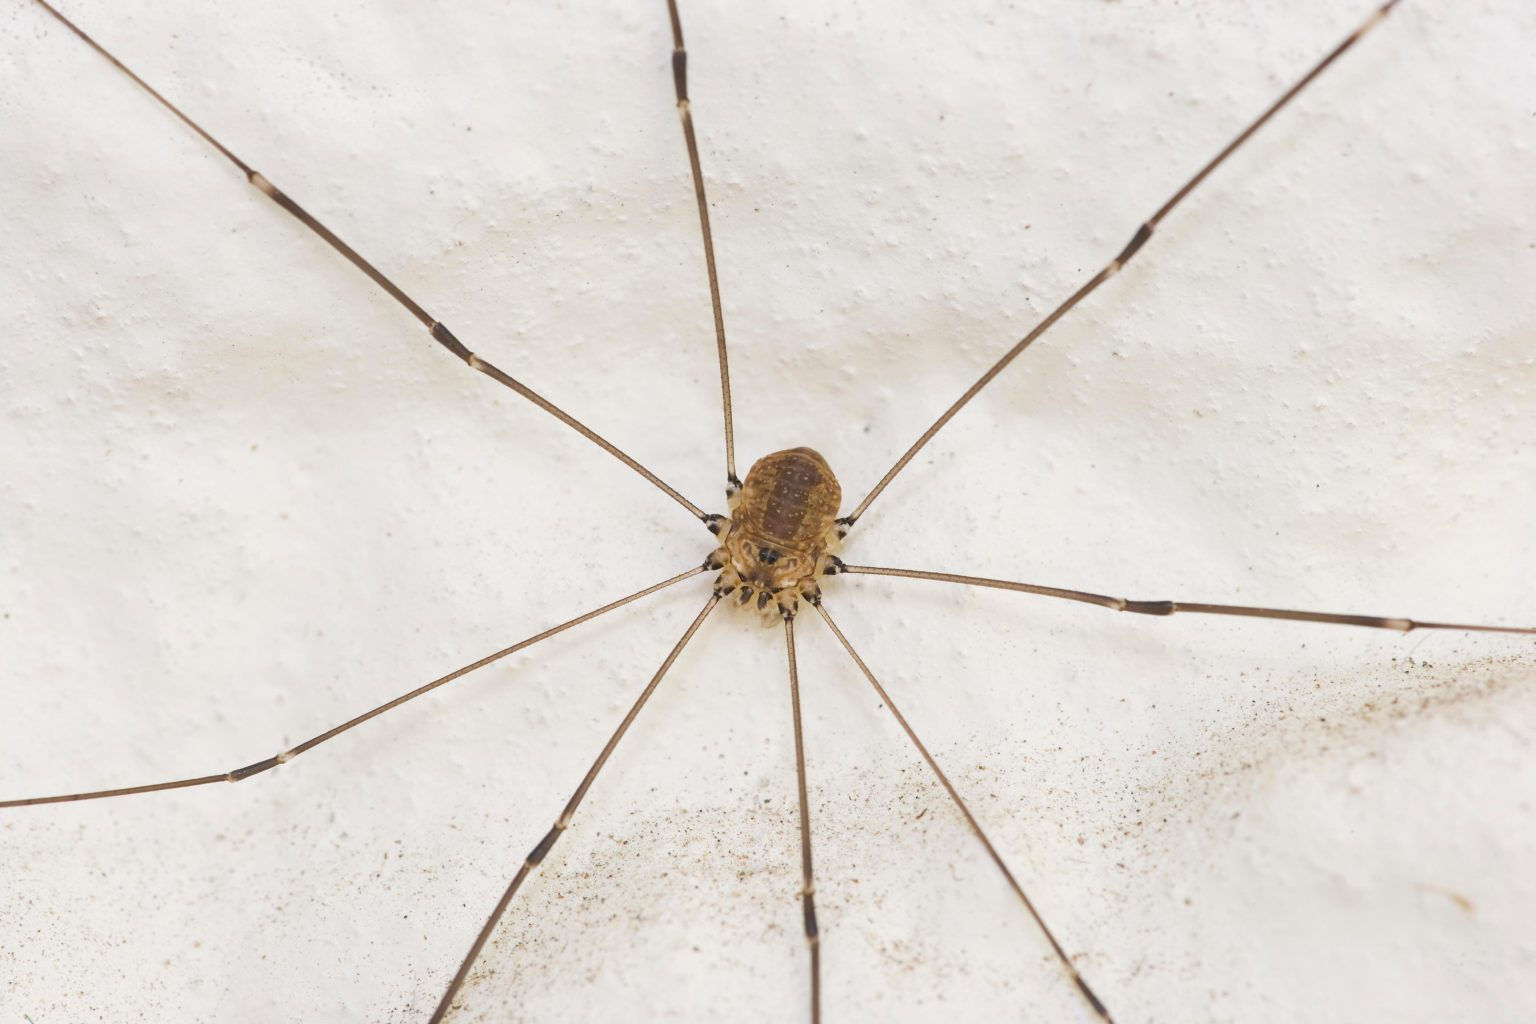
[{"xmin": 735, "ymin": 447, "xmax": 841, "ymax": 553}]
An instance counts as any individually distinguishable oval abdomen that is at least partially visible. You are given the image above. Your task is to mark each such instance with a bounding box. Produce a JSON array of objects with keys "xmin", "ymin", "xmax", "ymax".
[{"xmin": 736, "ymin": 447, "xmax": 841, "ymax": 553}]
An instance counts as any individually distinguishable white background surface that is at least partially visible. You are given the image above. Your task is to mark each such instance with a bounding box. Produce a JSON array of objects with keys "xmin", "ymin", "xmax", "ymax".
[{"xmin": 2, "ymin": 1, "xmax": 1533, "ymax": 1021}]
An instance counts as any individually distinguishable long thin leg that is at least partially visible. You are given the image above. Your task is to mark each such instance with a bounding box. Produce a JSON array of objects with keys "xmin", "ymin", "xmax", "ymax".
[
  {"xmin": 32, "ymin": 0, "xmax": 709, "ymax": 524},
  {"xmin": 666, "ymin": 0, "xmax": 739, "ymax": 495},
  {"xmin": 0, "ymin": 566, "xmax": 705, "ymax": 809},
  {"xmin": 843, "ymin": 0, "xmax": 1402, "ymax": 528},
  {"xmin": 428, "ymin": 592, "xmax": 720, "ymax": 1024},
  {"xmin": 813, "ymin": 601, "xmax": 1114, "ymax": 1023},
  {"xmin": 840, "ymin": 564, "xmax": 1536, "ymax": 636},
  {"xmin": 783, "ymin": 617, "xmax": 822, "ymax": 1024}
]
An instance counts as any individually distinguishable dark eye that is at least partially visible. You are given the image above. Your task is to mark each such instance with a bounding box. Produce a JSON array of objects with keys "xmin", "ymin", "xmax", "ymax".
[{"xmin": 758, "ymin": 547, "xmax": 779, "ymax": 564}]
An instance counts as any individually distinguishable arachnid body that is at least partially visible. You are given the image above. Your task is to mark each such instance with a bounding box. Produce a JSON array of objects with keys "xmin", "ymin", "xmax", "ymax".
[{"xmin": 711, "ymin": 447, "xmax": 844, "ymax": 618}]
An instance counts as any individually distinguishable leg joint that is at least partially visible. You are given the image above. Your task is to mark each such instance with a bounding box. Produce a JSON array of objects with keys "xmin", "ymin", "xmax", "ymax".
[
  {"xmin": 430, "ymin": 321, "xmax": 473, "ymax": 362},
  {"xmin": 227, "ymin": 755, "xmax": 282, "ymax": 782},
  {"xmin": 671, "ymin": 49, "xmax": 688, "ymax": 102},
  {"xmin": 1112, "ymin": 221, "xmax": 1154, "ymax": 269},
  {"xmin": 526, "ymin": 823, "xmax": 565, "ymax": 867}
]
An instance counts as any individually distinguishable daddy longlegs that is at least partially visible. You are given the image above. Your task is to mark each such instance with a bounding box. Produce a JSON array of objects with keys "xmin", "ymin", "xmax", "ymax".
[{"xmin": 3, "ymin": 0, "xmax": 1533, "ymax": 1021}]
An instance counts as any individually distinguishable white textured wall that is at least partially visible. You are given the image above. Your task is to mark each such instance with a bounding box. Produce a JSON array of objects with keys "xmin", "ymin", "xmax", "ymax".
[{"xmin": 2, "ymin": 1, "xmax": 1533, "ymax": 1021}]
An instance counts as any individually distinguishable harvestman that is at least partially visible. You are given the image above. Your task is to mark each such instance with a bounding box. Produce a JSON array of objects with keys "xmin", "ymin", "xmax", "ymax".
[{"xmin": 5, "ymin": 0, "xmax": 1533, "ymax": 1021}]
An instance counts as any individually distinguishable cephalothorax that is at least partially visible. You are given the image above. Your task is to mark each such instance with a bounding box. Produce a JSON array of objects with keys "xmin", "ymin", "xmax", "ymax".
[{"xmin": 707, "ymin": 447, "xmax": 845, "ymax": 620}]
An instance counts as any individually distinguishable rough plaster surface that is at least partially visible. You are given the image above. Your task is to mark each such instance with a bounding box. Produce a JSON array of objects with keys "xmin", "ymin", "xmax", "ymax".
[{"xmin": 1, "ymin": 1, "xmax": 1533, "ymax": 1021}]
